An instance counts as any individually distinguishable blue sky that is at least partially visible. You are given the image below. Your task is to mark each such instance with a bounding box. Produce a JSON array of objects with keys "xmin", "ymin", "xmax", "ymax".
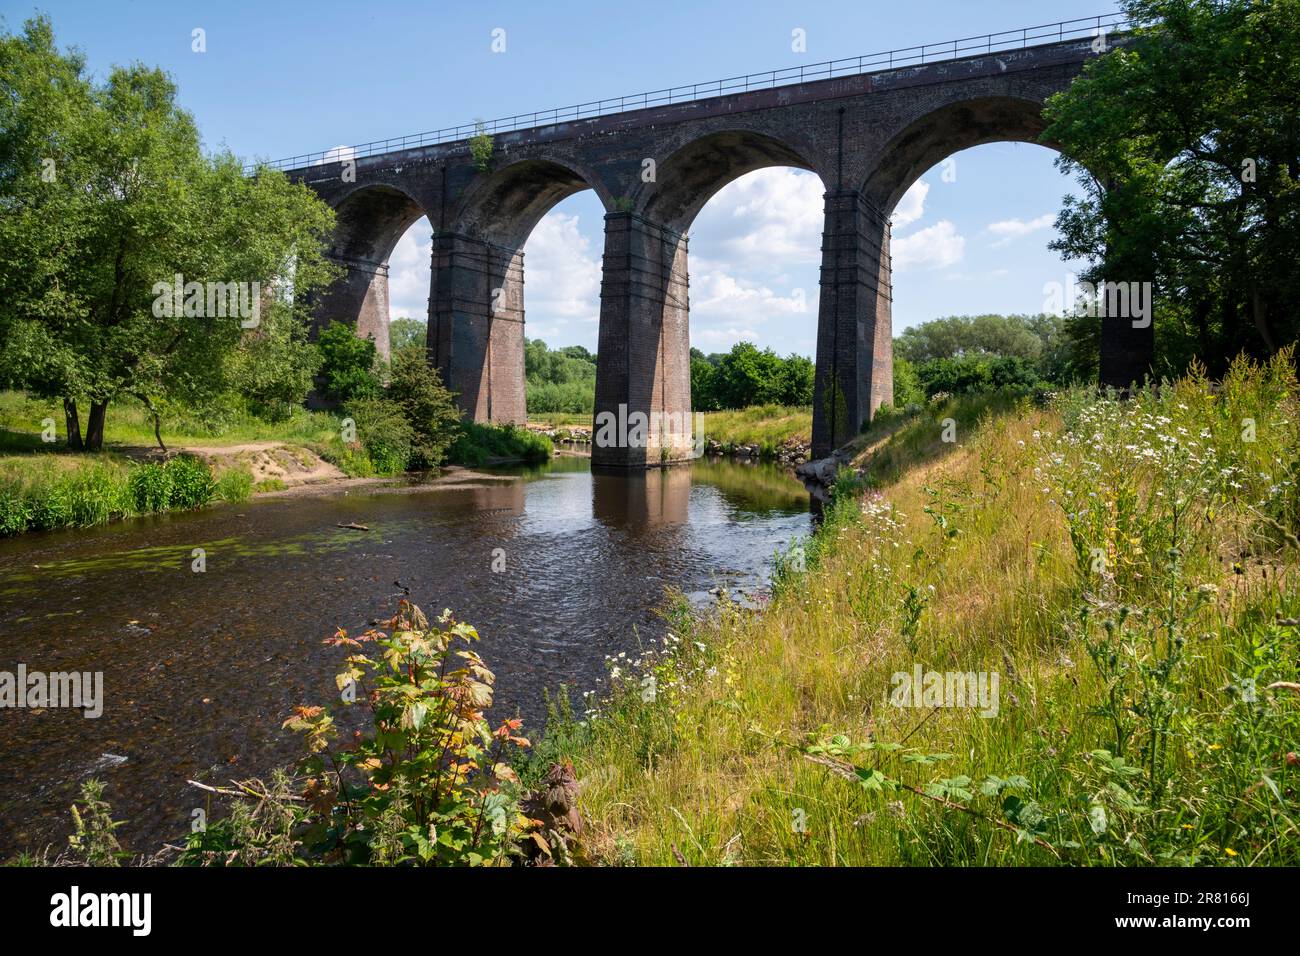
[{"xmin": 11, "ymin": 0, "xmax": 1111, "ymax": 356}]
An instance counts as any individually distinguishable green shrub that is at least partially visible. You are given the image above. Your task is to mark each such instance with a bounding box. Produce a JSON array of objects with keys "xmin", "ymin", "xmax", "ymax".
[
  {"xmin": 345, "ymin": 397, "xmax": 413, "ymax": 476},
  {"xmin": 178, "ymin": 601, "xmax": 533, "ymax": 865},
  {"xmin": 387, "ymin": 346, "xmax": 462, "ymax": 469},
  {"xmin": 65, "ymin": 463, "xmax": 128, "ymax": 525},
  {"xmin": 30, "ymin": 475, "xmax": 73, "ymax": 529},
  {"xmin": 893, "ymin": 357, "xmax": 925, "ymax": 408},
  {"xmin": 447, "ymin": 421, "xmax": 552, "ymax": 466},
  {"xmin": 129, "ymin": 462, "xmax": 172, "ymax": 513},
  {"xmin": 914, "ymin": 354, "xmax": 1045, "ymax": 398},
  {"xmin": 317, "ymin": 323, "xmax": 381, "ymax": 404},
  {"xmin": 0, "ymin": 480, "xmax": 31, "ymax": 535},
  {"xmin": 216, "ymin": 467, "xmax": 254, "ymax": 503},
  {"xmin": 164, "ymin": 455, "xmax": 216, "ymax": 509}
]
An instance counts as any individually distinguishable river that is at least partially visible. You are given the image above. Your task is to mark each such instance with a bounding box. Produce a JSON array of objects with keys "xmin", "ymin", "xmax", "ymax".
[{"xmin": 0, "ymin": 455, "xmax": 810, "ymax": 857}]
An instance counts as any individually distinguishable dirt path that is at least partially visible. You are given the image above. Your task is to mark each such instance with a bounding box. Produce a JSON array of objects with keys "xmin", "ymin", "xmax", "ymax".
[{"xmin": 116, "ymin": 440, "xmax": 345, "ymax": 489}]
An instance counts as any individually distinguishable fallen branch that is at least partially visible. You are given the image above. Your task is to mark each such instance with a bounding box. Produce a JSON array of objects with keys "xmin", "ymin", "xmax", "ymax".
[{"xmin": 186, "ymin": 779, "xmax": 304, "ymax": 802}]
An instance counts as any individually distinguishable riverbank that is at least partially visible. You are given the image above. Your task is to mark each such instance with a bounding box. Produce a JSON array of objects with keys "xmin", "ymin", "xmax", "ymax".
[
  {"xmin": 0, "ymin": 453, "xmax": 810, "ymax": 859},
  {"xmin": 525, "ymin": 405, "xmax": 813, "ymax": 464},
  {"xmin": 548, "ymin": 355, "xmax": 1300, "ymax": 866},
  {"xmin": 0, "ymin": 391, "xmax": 554, "ymax": 536}
]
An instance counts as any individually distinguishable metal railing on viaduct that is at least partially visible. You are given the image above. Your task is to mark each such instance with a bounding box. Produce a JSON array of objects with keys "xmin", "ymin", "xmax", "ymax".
[{"xmin": 245, "ymin": 12, "xmax": 1129, "ymax": 174}]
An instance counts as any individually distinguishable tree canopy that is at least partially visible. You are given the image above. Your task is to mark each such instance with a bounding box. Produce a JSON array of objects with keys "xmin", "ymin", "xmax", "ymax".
[
  {"xmin": 1044, "ymin": 0, "xmax": 1300, "ymax": 381},
  {"xmin": 691, "ymin": 342, "xmax": 813, "ymax": 411},
  {"xmin": 0, "ymin": 16, "xmax": 337, "ymax": 449}
]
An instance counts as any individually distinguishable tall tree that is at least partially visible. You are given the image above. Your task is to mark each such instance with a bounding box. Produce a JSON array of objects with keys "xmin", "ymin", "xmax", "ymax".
[
  {"xmin": 0, "ymin": 16, "xmax": 337, "ymax": 449},
  {"xmin": 1044, "ymin": 0, "xmax": 1300, "ymax": 385}
]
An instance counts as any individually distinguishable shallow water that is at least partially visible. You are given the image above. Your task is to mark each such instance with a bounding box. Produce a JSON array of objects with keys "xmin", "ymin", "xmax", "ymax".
[{"xmin": 0, "ymin": 455, "xmax": 810, "ymax": 856}]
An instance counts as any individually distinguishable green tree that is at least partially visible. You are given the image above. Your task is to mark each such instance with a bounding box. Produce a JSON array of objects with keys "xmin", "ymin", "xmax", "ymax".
[
  {"xmin": 0, "ymin": 17, "xmax": 337, "ymax": 450},
  {"xmin": 691, "ymin": 352, "xmax": 720, "ymax": 411},
  {"xmin": 317, "ymin": 322, "xmax": 381, "ymax": 404},
  {"xmin": 523, "ymin": 337, "xmax": 597, "ymax": 413},
  {"xmin": 388, "ymin": 317, "xmax": 427, "ymax": 355},
  {"xmin": 777, "ymin": 353, "xmax": 815, "ymax": 405},
  {"xmin": 895, "ymin": 314, "xmax": 1047, "ymax": 365},
  {"xmin": 1043, "ymin": 0, "xmax": 1300, "ymax": 380},
  {"xmin": 226, "ymin": 304, "xmax": 321, "ymax": 422},
  {"xmin": 387, "ymin": 344, "xmax": 462, "ymax": 469}
]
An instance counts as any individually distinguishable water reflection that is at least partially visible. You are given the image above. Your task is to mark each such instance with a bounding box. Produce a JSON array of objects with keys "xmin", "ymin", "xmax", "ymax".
[
  {"xmin": 591, "ymin": 465, "xmax": 692, "ymax": 528},
  {"xmin": 0, "ymin": 456, "xmax": 809, "ymax": 856}
]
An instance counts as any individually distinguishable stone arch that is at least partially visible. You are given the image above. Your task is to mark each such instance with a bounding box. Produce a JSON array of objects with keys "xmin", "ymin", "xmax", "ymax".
[
  {"xmin": 861, "ymin": 94, "xmax": 1057, "ymax": 216},
  {"xmin": 315, "ymin": 183, "xmax": 431, "ymax": 362},
  {"xmin": 592, "ymin": 130, "xmax": 827, "ymax": 466},
  {"xmin": 329, "ymin": 182, "xmax": 429, "ymax": 263},
  {"xmin": 638, "ymin": 128, "xmax": 825, "ymax": 235},
  {"xmin": 432, "ymin": 156, "xmax": 609, "ymax": 425},
  {"xmin": 450, "ymin": 155, "xmax": 612, "ymax": 247}
]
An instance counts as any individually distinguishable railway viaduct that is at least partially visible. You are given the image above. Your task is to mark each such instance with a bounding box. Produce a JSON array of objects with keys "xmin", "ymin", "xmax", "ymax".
[{"xmin": 265, "ymin": 15, "xmax": 1140, "ymax": 465}]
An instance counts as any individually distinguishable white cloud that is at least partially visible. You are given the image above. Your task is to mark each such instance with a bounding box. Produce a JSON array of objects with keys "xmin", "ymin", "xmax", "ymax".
[
  {"xmin": 521, "ymin": 211, "xmax": 601, "ymax": 335},
  {"xmin": 693, "ymin": 270, "xmax": 810, "ymax": 319},
  {"xmin": 892, "ymin": 220, "xmax": 965, "ymax": 271},
  {"xmin": 314, "ymin": 144, "xmax": 356, "ymax": 166},
  {"xmin": 985, "ymin": 213, "xmax": 1055, "ymax": 247},
  {"xmin": 891, "ymin": 179, "xmax": 930, "ymax": 229},
  {"xmin": 690, "ymin": 167, "xmax": 824, "ymax": 268},
  {"xmin": 387, "ymin": 218, "xmax": 431, "ymax": 320}
]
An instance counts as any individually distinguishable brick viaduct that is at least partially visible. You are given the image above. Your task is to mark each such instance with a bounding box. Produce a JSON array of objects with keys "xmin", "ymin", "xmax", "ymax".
[{"xmin": 276, "ymin": 27, "xmax": 1145, "ymax": 466}]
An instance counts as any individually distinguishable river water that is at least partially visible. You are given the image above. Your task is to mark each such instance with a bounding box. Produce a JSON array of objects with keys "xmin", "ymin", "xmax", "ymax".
[{"xmin": 0, "ymin": 455, "xmax": 809, "ymax": 857}]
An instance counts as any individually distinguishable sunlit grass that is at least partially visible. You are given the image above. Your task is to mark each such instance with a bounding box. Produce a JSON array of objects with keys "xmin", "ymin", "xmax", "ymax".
[
  {"xmin": 0, "ymin": 390, "xmax": 342, "ymax": 450},
  {"xmin": 701, "ymin": 405, "xmax": 811, "ymax": 453},
  {"xmin": 553, "ymin": 355, "xmax": 1300, "ymax": 866}
]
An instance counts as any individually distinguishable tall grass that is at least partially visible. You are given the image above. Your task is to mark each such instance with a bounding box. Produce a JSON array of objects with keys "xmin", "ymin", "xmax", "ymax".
[
  {"xmin": 701, "ymin": 405, "xmax": 811, "ymax": 454},
  {"xmin": 0, "ymin": 453, "xmax": 251, "ymax": 536},
  {"xmin": 550, "ymin": 354, "xmax": 1300, "ymax": 866},
  {"xmin": 448, "ymin": 422, "xmax": 553, "ymax": 466}
]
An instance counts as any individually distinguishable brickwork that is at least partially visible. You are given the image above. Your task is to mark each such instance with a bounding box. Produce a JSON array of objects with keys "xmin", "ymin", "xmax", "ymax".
[
  {"xmin": 429, "ymin": 233, "xmax": 526, "ymax": 423},
  {"xmin": 286, "ymin": 38, "xmax": 1123, "ymax": 463}
]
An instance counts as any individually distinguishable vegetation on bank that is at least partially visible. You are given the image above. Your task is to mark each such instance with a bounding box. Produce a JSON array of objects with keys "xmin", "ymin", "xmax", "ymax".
[
  {"xmin": 525, "ymin": 340, "xmax": 597, "ymax": 414},
  {"xmin": 544, "ymin": 353, "xmax": 1300, "ymax": 865},
  {"xmin": 0, "ymin": 451, "xmax": 250, "ymax": 536},
  {"xmin": 448, "ymin": 422, "xmax": 553, "ymax": 466},
  {"xmin": 0, "ymin": 366, "xmax": 548, "ymax": 537},
  {"xmin": 700, "ymin": 405, "xmax": 812, "ymax": 456},
  {"xmin": 30, "ymin": 354, "xmax": 1299, "ymax": 866}
]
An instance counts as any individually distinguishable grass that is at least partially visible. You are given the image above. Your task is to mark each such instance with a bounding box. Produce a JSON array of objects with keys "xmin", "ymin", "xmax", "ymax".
[
  {"xmin": 0, "ymin": 451, "xmax": 251, "ymax": 536},
  {"xmin": 531, "ymin": 405, "xmax": 815, "ymax": 457},
  {"xmin": 0, "ymin": 391, "xmax": 342, "ymax": 450},
  {"xmin": 448, "ymin": 421, "xmax": 553, "ymax": 466},
  {"xmin": 701, "ymin": 405, "xmax": 811, "ymax": 455},
  {"xmin": 547, "ymin": 354, "xmax": 1300, "ymax": 866},
  {"xmin": 528, "ymin": 412, "xmax": 590, "ymax": 428}
]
